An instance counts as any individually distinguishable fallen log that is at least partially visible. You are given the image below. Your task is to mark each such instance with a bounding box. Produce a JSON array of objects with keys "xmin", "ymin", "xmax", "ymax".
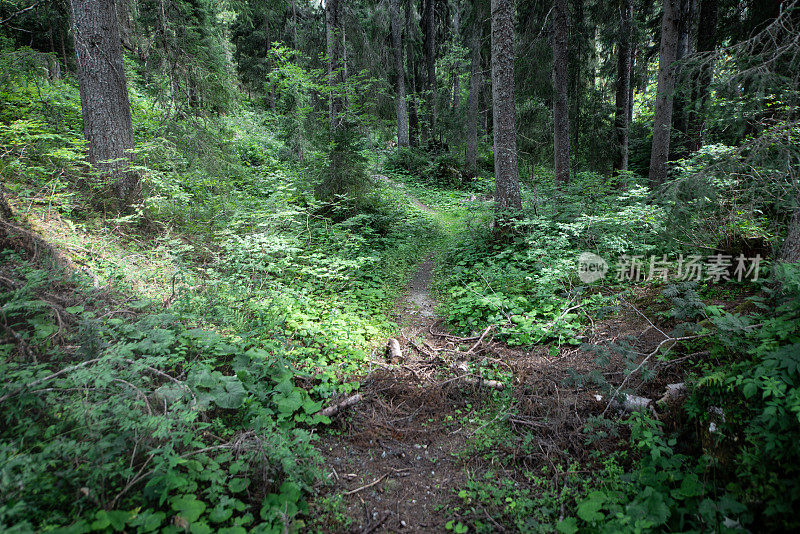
[
  {"xmin": 386, "ymin": 338, "xmax": 403, "ymax": 363},
  {"xmin": 462, "ymin": 376, "xmax": 505, "ymax": 390},
  {"xmin": 595, "ymin": 392, "xmax": 656, "ymax": 416},
  {"xmin": 657, "ymin": 382, "xmax": 687, "ymax": 405},
  {"xmin": 318, "ymin": 394, "xmax": 363, "ymax": 418}
]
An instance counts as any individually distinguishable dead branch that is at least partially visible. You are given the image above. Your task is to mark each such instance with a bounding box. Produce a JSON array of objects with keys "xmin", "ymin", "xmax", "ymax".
[{"xmin": 318, "ymin": 393, "xmax": 364, "ymax": 418}]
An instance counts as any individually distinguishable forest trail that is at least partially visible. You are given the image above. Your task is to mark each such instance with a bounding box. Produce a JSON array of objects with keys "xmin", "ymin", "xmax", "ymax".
[
  {"xmin": 313, "ymin": 187, "xmax": 478, "ymax": 532},
  {"xmin": 311, "ymin": 182, "xmax": 686, "ymax": 532}
]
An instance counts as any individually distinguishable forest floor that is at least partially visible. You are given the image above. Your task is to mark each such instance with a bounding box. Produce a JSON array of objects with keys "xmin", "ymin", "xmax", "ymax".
[{"xmin": 309, "ymin": 184, "xmax": 697, "ymax": 533}]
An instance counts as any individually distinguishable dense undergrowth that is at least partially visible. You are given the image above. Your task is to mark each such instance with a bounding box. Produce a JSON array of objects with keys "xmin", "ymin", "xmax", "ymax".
[
  {"xmin": 0, "ymin": 63, "xmax": 435, "ymax": 532},
  {"xmin": 2, "ymin": 48, "xmax": 800, "ymax": 534}
]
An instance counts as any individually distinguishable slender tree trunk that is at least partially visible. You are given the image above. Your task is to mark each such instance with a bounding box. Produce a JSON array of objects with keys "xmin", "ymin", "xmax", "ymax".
[
  {"xmin": 0, "ymin": 187, "xmax": 12, "ymax": 221},
  {"xmin": 69, "ymin": 0, "xmax": 140, "ymax": 207},
  {"xmin": 465, "ymin": 9, "xmax": 483, "ymax": 178},
  {"xmin": 782, "ymin": 208, "xmax": 800, "ymax": 263},
  {"xmin": 648, "ymin": 0, "xmax": 681, "ymax": 186},
  {"xmin": 406, "ymin": 0, "xmax": 419, "ymax": 146},
  {"xmin": 423, "ymin": 0, "xmax": 436, "ymax": 140},
  {"xmin": 569, "ymin": 0, "xmax": 583, "ymax": 168},
  {"xmin": 326, "ymin": 0, "xmax": 344, "ymax": 131},
  {"xmin": 291, "ymin": 0, "xmax": 299, "ymax": 52},
  {"xmin": 390, "ymin": 0, "xmax": 410, "ymax": 146},
  {"xmin": 491, "ymin": 0, "xmax": 522, "ymax": 225},
  {"xmin": 483, "ymin": 47, "xmax": 492, "ymax": 137},
  {"xmin": 553, "ymin": 0, "xmax": 571, "ymax": 187},
  {"xmin": 613, "ymin": 0, "xmax": 633, "ymax": 173},
  {"xmin": 451, "ymin": 1, "xmax": 461, "ymax": 110},
  {"xmin": 687, "ymin": 0, "xmax": 717, "ymax": 152},
  {"xmin": 670, "ymin": 0, "xmax": 692, "ymax": 160}
]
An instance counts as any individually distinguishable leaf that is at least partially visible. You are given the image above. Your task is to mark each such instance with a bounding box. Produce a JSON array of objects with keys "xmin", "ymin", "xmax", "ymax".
[
  {"xmin": 214, "ymin": 377, "xmax": 247, "ymax": 409},
  {"xmin": 171, "ymin": 495, "xmax": 206, "ymax": 524},
  {"xmin": 576, "ymin": 491, "xmax": 606, "ymax": 522},
  {"xmin": 190, "ymin": 522, "xmax": 212, "ymax": 534},
  {"xmin": 556, "ymin": 517, "xmax": 579, "ymax": 534},
  {"xmin": 229, "ymin": 477, "xmax": 250, "ymax": 493}
]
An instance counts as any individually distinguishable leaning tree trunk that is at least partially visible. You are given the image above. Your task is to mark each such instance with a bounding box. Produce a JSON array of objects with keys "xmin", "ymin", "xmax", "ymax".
[
  {"xmin": 687, "ymin": 0, "xmax": 718, "ymax": 152},
  {"xmin": 613, "ymin": 0, "xmax": 633, "ymax": 173},
  {"xmin": 648, "ymin": 0, "xmax": 681, "ymax": 186},
  {"xmin": 390, "ymin": 0, "xmax": 410, "ymax": 147},
  {"xmin": 553, "ymin": 0, "xmax": 571, "ymax": 187},
  {"xmin": 465, "ymin": 9, "xmax": 483, "ymax": 178},
  {"xmin": 69, "ymin": 0, "xmax": 140, "ymax": 207},
  {"xmin": 491, "ymin": 0, "xmax": 522, "ymax": 228},
  {"xmin": 423, "ymin": 0, "xmax": 437, "ymax": 141}
]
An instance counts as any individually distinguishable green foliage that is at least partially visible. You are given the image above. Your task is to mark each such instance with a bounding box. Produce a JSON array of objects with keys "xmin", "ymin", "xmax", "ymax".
[
  {"xmin": 685, "ymin": 263, "xmax": 800, "ymax": 528},
  {"xmin": 0, "ymin": 258, "xmax": 320, "ymax": 532},
  {"xmin": 565, "ymin": 413, "xmax": 746, "ymax": 533}
]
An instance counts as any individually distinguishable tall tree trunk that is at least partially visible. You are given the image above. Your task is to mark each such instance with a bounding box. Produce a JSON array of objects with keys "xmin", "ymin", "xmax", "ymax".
[
  {"xmin": 69, "ymin": 0, "xmax": 140, "ymax": 207},
  {"xmin": 451, "ymin": 1, "xmax": 461, "ymax": 110},
  {"xmin": 390, "ymin": 0, "xmax": 410, "ymax": 146},
  {"xmin": 291, "ymin": 0, "xmax": 299, "ymax": 52},
  {"xmin": 405, "ymin": 0, "xmax": 419, "ymax": 146},
  {"xmin": 613, "ymin": 0, "xmax": 633, "ymax": 173},
  {"xmin": 326, "ymin": 0, "xmax": 344, "ymax": 131},
  {"xmin": 687, "ymin": 0, "xmax": 718, "ymax": 152},
  {"xmin": 648, "ymin": 0, "xmax": 681, "ymax": 186},
  {"xmin": 465, "ymin": 7, "xmax": 483, "ymax": 178},
  {"xmin": 491, "ymin": 0, "xmax": 522, "ymax": 226},
  {"xmin": 423, "ymin": 0, "xmax": 436, "ymax": 140},
  {"xmin": 553, "ymin": 0, "xmax": 571, "ymax": 186},
  {"xmin": 670, "ymin": 0, "xmax": 692, "ymax": 160},
  {"xmin": 569, "ymin": 0, "xmax": 583, "ymax": 169}
]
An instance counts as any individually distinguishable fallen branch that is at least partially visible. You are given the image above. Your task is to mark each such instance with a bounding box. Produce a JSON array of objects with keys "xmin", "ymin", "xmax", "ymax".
[
  {"xmin": 657, "ymin": 382, "xmax": 687, "ymax": 405},
  {"xmin": 0, "ymin": 357, "xmax": 103, "ymax": 403},
  {"xmin": 318, "ymin": 393, "xmax": 363, "ymax": 418},
  {"xmin": 344, "ymin": 473, "xmax": 388, "ymax": 496},
  {"xmin": 602, "ymin": 332, "xmax": 710, "ymax": 416},
  {"xmin": 466, "ymin": 325, "xmax": 493, "ymax": 355}
]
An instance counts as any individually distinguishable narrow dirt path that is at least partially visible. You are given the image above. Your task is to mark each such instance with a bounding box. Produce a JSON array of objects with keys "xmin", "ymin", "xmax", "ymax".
[
  {"xmin": 312, "ymin": 188, "xmax": 477, "ymax": 532},
  {"xmin": 315, "ymin": 256, "xmax": 471, "ymax": 532}
]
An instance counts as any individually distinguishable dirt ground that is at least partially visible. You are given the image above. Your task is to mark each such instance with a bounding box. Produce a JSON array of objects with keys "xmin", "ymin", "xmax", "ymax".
[{"xmin": 309, "ymin": 194, "xmax": 700, "ymax": 533}]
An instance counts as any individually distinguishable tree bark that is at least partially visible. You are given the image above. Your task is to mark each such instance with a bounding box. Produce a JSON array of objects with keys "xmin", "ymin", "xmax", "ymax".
[
  {"xmin": 491, "ymin": 0, "xmax": 522, "ymax": 225},
  {"xmin": 613, "ymin": 0, "xmax": 633, "ymax": 173},
  {"xmin": 670, "ymin": 0, "xmax": 692, "ymax": 160},
  {"xmin": 390, "ymin": 0, "xmax": 410, "ymax": 147},
  {"xmin": 687, "ymin": 0, "xmax": 718, "ymax": 152},
  {"xmin": 648, "ymin": 0, "xmax": 681, "ymax": 186},
  {"xmin": 423, "ymin": 0, "xmax": 436, "ymax": 140},
  {"xmin": 553, "ymin": 0, "xmax": 570, "ymax": 187},
  {"xmin": 465, "ymin": 7, "xmax": 483, "ymax": 178},
  {"xmin": 406, "ymin": 0, "xmax": 419, "ymax": 147},
  {"xmin": 326, "ymin": 0, "xmax": 345, "ymax": 131},
  {"xmin": 69, "ymin": 0, "xmax": 140, "ymax": 207},
  {"xmin": 782, "ymin": 208, "xmax": 800, "ymax": 263},
  {"xmin": 451, "ymin": 1, "xmax": 461, "ymax": 110}
]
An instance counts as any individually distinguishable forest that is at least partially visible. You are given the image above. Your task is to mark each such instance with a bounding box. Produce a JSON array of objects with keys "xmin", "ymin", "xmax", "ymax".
[{"xmin": 0, "ymin": 0, "xmax": 798, "ymax": 532}]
